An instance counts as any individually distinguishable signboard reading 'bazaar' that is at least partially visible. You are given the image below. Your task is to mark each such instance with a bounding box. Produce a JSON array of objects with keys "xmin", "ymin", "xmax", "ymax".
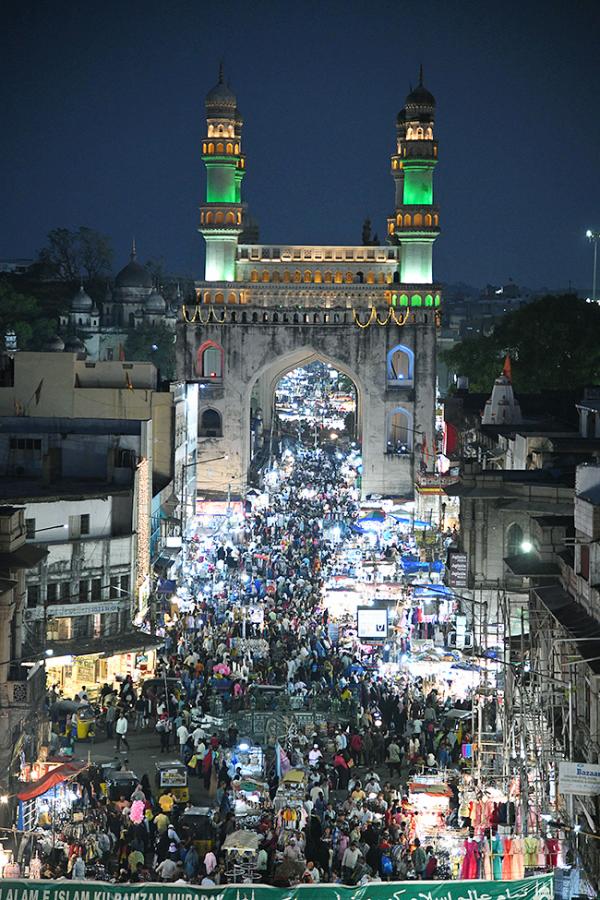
[{"xmin": 0, "ymin": 876, "xmax": 553, "ymax": 900}]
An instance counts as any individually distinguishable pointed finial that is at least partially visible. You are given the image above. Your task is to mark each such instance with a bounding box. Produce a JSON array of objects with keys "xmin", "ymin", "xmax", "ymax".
[
  {"xmin": 131, "ymin": 236, "xmax": 137, "ymax": 261},
  {"xmin": 218, "ymin": 61, "xmax": 224, "ymax": 84},
  {"xmin": 419, "ymin": 64, "xmax": 424, "ymax": 86}
]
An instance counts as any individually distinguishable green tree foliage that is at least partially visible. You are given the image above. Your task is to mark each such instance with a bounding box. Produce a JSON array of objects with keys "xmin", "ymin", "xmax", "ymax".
[
  {"xmin": 442, "ymin": 294, "xmax": 600, "ymax": 392},
  {"xmin": 38, "ymin": 226, "xmax": 113, "ymax": 281},
  {"xmin": 124, "ymin": 321, "xmax": 176, "ymax": 380},
  {"xmin": 0, "ymin": 280, "xmax": 57, "ymax": 350}
]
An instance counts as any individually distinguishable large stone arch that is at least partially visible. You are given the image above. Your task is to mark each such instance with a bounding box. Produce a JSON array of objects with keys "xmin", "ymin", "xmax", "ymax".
[{"xmin": 242, "ymin": 345, "xmax": 364, "ymax": 477}]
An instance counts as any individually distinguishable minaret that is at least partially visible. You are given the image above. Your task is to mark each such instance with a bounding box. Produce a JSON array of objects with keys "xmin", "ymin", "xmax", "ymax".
[
  {"xmin": 388, "ymin": 67, "xmax": 440, "ymax": 284},
  {"xmin": 199, "ymin": 65, "xmax": 246, "ymax": 282}
]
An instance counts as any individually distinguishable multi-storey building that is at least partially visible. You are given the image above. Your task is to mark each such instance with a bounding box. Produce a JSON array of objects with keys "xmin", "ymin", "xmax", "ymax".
[{"xmin": 0, "ymin": 351, "xmax": 196, "ymax": 694}]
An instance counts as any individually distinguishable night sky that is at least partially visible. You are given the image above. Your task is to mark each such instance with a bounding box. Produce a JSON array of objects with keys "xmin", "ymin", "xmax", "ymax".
[{"xmin": 2, "ymin": 0, "xmax": 599, "ymax": 291}]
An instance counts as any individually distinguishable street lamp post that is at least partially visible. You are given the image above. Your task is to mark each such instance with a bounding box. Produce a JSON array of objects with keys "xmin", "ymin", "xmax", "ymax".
[{"xmin": 586, "ymin": 229, "xmax": 599, "ymax": 303}]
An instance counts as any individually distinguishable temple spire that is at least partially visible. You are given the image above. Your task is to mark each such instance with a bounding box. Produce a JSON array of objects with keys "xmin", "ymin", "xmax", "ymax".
[
  {"xmin": 419, "ymin": 63, "xmax": 424, "ymax": 86},
  {"xmin": 218, "ymin": 60, "xmax": 224, "ymax": 84},
  {"xmin": 131, "ymin": 236, "xmax": 137, "ymax": 261}
]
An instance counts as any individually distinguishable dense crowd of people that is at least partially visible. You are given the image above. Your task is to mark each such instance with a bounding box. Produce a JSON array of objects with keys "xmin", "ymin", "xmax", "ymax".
[{"xmin": 32, "ymin": 447, "xmax": 487, "ymax": 887}]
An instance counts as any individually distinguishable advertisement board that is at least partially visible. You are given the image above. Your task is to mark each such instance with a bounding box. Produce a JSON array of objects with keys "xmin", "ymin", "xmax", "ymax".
[
  {"xmin": 559, "ymin": 760, "xmax": 600, "ymax": 795},
  {"xmin": 357, "ymin": 606, "xmax": 388, "ymax": 641}
]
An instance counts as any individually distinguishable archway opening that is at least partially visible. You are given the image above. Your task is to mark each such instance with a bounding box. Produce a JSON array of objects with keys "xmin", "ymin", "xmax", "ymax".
[{"xmin": 249, "ymin": 359, "xmax": 360, "ymax": 475}]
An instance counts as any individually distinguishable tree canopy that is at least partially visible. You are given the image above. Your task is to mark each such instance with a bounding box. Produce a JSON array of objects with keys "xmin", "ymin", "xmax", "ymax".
[
  {"xmin": 442, "ymin": 294, "xmax": 600, "ymax": 392},
  {"xmin": 37, "ymin": 226, "xmax": 113, "ymax": 281},
  {"xmin": 124, "ymin": 321, "xmax": 176, "ymax": 380},
  {"xmin": 0, "ymin": 280, "xmax": 57, "ymax": 350}
]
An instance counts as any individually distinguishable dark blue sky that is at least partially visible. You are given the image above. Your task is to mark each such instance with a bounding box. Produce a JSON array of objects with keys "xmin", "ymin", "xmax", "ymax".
[{"xmin": 2, "ymin": 0, "xmax": 599, "ymax": 290}]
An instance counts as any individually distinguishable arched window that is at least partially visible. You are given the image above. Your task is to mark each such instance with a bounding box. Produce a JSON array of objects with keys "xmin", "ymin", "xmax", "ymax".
[
  {"xmin": 387, "ymin": 406, "xmax": 412, "ymax": 453},
  {"xmin": 228, "ymin": 292, "xmax": 237, "ymax": 304},
  {"xmin": 215, "ymin": 211, "xmax": 224, "ymax": 224},
  {"xmin": 216, "ymin": 142, "xmax": 224, "ymax": 153},
  {"xmin": 378, "ymin": 273, "xmax": 386, "ymax": 284},
  {"xmin": 324, "ymin": 271, "xmax": 332, "ymax": 283},
  {"xmin": 205, "ymin": 211, "xmax": 213, "ymax": 224},
  {"xmin": 272, "ymin": 271, "xmax": 281, "ymax": 283},
  {"xmin": 426, "ymin": 127, "xmax": 433, "ymax": 139},
  {"xmin": 197, "ymin": 341, "xmax": 224, "ymax": 379},
  {"xmin": 399, "ymin": 294, "xmax": 409, "ymax": 306},
  {"xmin": 425, "ymin": 213, "xmax": 432, "ymax": 226},
  {"xmin": 425, "ymin": 294, "xmax": 434, "ymax": 307},
  {"xmin": 214, "ymin": 292, "xmax": 224, "ymax": 304},
  {"xmin": 226, "ymin": 142, "xmax": 233, "ymax": 154},
  {"xmin": 208, "ymin": 142, "xmax": 215, "ymax": 154},
  {"xmin": 203, "ymin": 291, "xmax": 211, "ymax": 304},
  {"xmin": 366, "ymin": 272, "xmax": 375, "ymax": 284},
  {"xmin": 293, "ymin": 270, "xmax": 301, "ymax": 283},
  {"xmin": 250, "ymin": 270, "xmax": 259, "ymax": 283},
  {"xmin": 199, "ymin": 408, "xmax": 223, "ymax": 437},
  {"xmin": 416, "ymin": 127, "xmax": 424, "ymax": 139},
  {"xmin": 225, "ymin": 211, "xmax": 235, "ymax": 224},
  {"xmin": 345, "ymin": 272, "xmax": 353, "ymax": 283},
  {"xmin": 261, "ymin": 271, "xmax": 270, "ymax": 283},
  {"xmin": 397, "ymin": 214, "xmax": 402, "ymax": 226},
  {"xmin": 314, "ymin": 270, "xmax": 322, "ymax": 284},
  {"xmin": 283, "ymin": 270, "xmax": 290, "ymax": 283},
  {"xmin": 411, "ymin": 294, "xmax": 422, "ymax": 306},
  {"xmin": 413, "ymin": 213, "xmax": 423, "ymax": 226},
  {"xmin": 387, "ymin": 344, "xmax": 414, "ymax": 383},
  {"xmin": 356, "ymin": 271, "xmax": 364, "ymax": 283},
  {"xmin": 404, "ymin": 214, "xmax": 412, "ymax": 226},
  {"xmin": 303, "ymin": 270, "xmax": 312, "ymax": 283},
  {"xmin": 202, "ymin": 142, "xmax": 207, "ymax": 153},
  {"xmin": 506, "ymin": 523, "xmax": 524, "ymax": 556},
  {"xmin": 234, "ymin": 143, "xmax": 240, "ymax": 154},
  {"xmin": 433, "ymin": 213, "xmax": 439, "ymax": 226},
  {"xmin": 334, "ymin": 271, "xmax": 343, "ymax": 284}
]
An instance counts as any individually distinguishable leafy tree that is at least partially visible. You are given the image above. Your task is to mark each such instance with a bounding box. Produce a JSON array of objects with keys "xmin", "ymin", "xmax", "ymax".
[
  {"xmin": 124, "ymin": 321, "xmax": 176, "ymax": 380},
  {"xmin": 442, "ymin": 294, "xmax": 600, "ymax": 392},
  {"xmin": 0, "ymin": 281, "xmax": 57, "ymax": 350},
  {"xmin": 38, "ymin": 226, "xmax": 112, "ymax": 281}
]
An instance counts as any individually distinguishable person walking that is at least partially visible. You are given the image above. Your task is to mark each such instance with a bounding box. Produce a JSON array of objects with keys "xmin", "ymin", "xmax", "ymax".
[
  {"xmin": 115, "ymin": 711, "xmax": 130, "ymax": 753},
  {"xmin": 105, "ymin": 703, "xmax": 116, "ymax": 741}
]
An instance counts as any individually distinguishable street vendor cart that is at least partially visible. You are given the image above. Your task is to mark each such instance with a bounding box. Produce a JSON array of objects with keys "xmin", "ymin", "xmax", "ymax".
[
  {"xmin": 222, "ymin": 829, "xmax": 261, "ymax": 882},
  {"xmin": 155, "ymin": 759, "xmax": 189, "ymax": 803}
]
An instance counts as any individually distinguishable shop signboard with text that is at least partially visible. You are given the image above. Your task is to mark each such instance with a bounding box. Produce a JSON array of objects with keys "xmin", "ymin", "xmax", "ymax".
[
  {"xmin": 0, "ymin": 876, "xmax": 553, "ymax": 900},
  {"xmin": 559, "ymin": 760, "xmax": 600, "ymax": 795}
]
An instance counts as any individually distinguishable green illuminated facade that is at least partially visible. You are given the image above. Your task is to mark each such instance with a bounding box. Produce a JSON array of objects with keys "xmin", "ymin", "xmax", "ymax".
[
  {"xmin": 388, "ymin": 68, "xmax": 440, "ymax": 285},
  {"xmin": 199, "ymin": 66, "xmax": 246, "ymax": 282}
]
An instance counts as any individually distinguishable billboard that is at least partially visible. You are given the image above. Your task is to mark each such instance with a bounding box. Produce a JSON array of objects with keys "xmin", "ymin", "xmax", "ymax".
[{"xmin": 357, "ymin": 606, "xmax": 388, "ymax": 641}]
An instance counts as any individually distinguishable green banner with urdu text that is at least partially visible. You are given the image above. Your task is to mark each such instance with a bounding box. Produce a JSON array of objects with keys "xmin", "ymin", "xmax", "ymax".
[{"xmin": 0, "ymin": 876, "xmax": 553, "ymax": 900}]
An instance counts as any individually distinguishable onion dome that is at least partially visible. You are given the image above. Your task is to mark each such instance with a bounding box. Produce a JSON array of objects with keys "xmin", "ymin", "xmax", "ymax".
[
  {"xmin": 71, "ymin": 285, "xmax": 93, "ymax": 312},
  {"xmin": 146, "ymin": 287, "xmax": 166, "ymax": 313},
  {"xmin": 405, "ymin": 66, "xmax": 435, "ymax": 113},
  {"xmin": 115, "ymin": 240, "xmax": 153, "ymax": 289},
  {"xmin": 44, "ymin": 334, "xmax": 65, "ymax": 352},
  {"xmin": 206, "ymin": 63, "xmax": 237, "ymax": 117},
  {"xmin": 63, "ymin": 336, "xmax": 86, "ymax": 356}
]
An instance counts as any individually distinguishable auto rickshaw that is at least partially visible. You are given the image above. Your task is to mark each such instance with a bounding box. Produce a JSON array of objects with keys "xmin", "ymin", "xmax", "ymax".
[
  {"xmin": 75, "ymin": 705, "xmax": 96, "ymax": 740},
  {"xmin": 101, "ymin": 768, "xmax": 139, "ymax": 801},
  {"xmin": 179, "ymin": 806, "xmax": 216, "ymax": 855},
  {"xmin": 155, "ymin": 760, "xmax": 189, "ymax": 803}
]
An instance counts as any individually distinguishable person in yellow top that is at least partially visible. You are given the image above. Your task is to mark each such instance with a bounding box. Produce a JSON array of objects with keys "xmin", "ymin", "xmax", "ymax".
[
  {"xmin": 154, "ymin": 812, "xmax": 169, "ymax": 834},
  {"xmin": 159, "ymin": 791, "xmax": 175, "ymax": 813},
  {"xmin": 340, "ymin": 687, "xmax": 352, "ymax": 702}
]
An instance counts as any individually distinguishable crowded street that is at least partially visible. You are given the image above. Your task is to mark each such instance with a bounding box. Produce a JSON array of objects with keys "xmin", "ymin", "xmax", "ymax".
[{"xmin": 3, "ymin": 369, "xmax": 557, "ymax": 897}]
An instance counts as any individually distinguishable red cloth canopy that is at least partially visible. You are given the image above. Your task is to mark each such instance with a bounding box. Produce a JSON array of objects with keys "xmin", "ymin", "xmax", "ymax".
[{"xmin": 17, "ymin": 761, "xmax": 85, "ymax": 801}]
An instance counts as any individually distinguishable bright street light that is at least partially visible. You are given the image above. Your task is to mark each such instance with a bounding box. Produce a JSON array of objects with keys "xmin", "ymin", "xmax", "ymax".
[
  {"xmin": 521, "ymin": 539, "xmax": 534, "ymax": 553},
  {"xmin": 586, "ymin": 229, "xmax": 600, "ymax": 303}
]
